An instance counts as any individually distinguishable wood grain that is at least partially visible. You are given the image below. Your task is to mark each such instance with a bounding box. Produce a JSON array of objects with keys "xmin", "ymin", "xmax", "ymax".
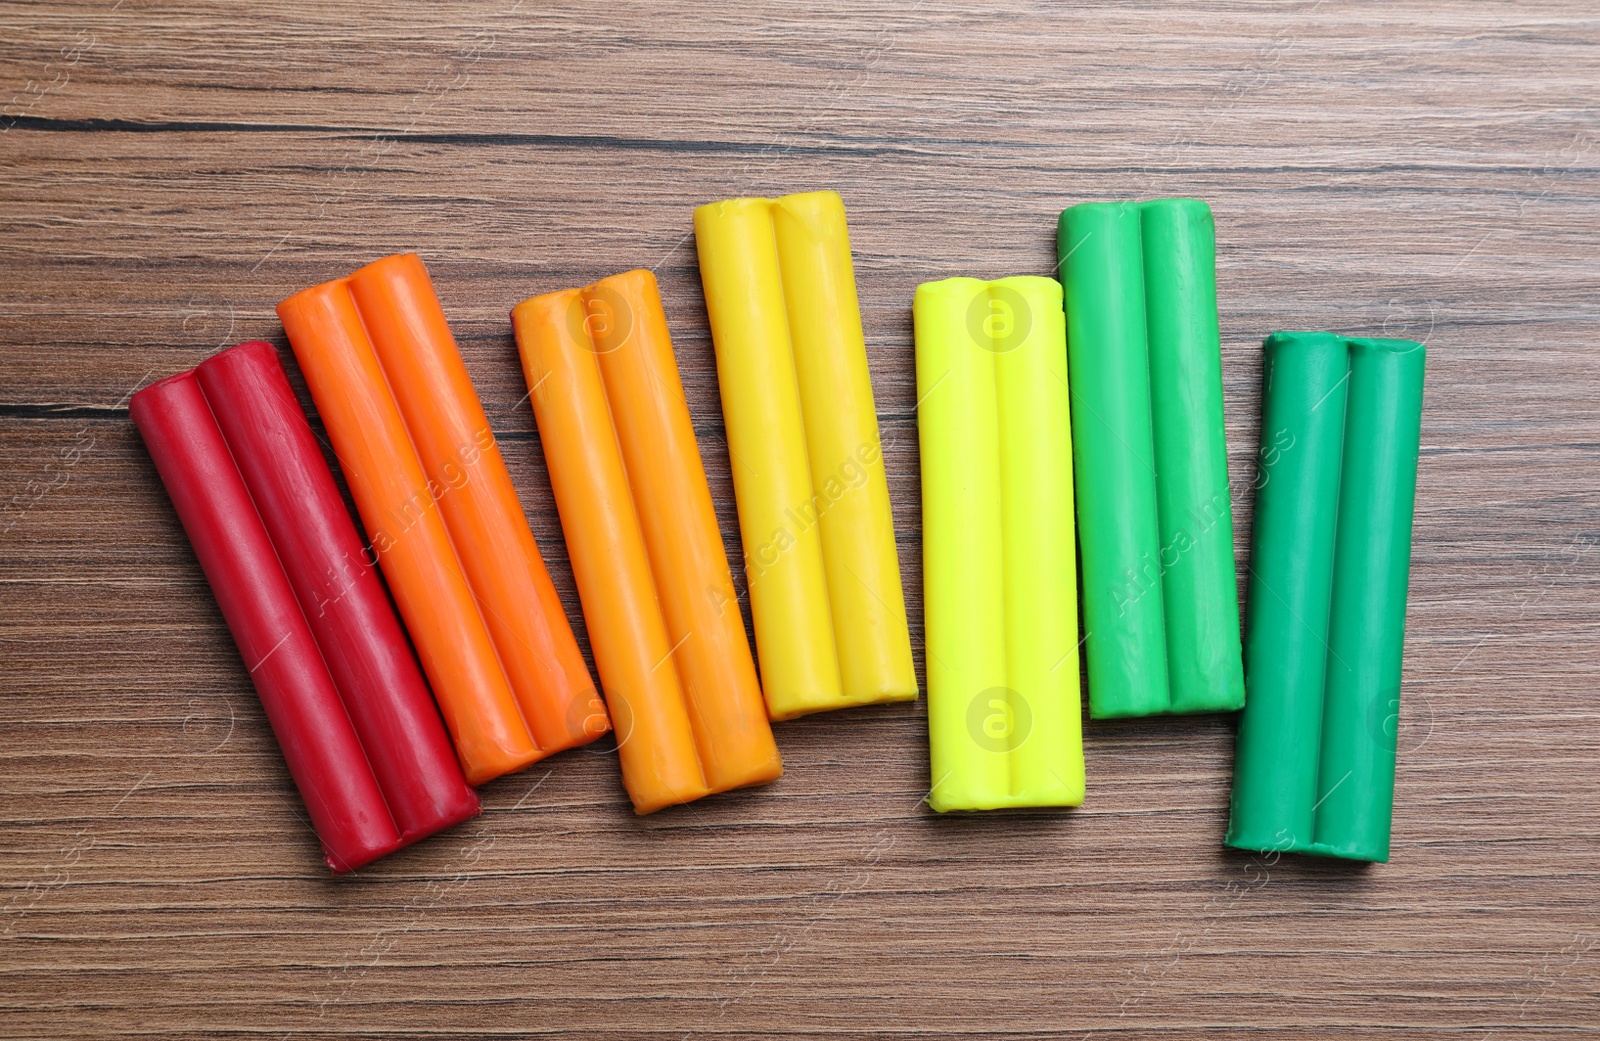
[{"xmin": 3, "ymin": 1, "xmax": 1597, "ymax": 1037}]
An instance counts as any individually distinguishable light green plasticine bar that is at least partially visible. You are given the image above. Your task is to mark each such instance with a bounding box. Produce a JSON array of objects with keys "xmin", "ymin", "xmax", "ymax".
[
  {"xmin": 915, "ymin": 276, "xmax": 1084, "ymax": 811},
  {"xmin": 1057, "ymin": 198, "xmax": 1245, "ymax": 718}
]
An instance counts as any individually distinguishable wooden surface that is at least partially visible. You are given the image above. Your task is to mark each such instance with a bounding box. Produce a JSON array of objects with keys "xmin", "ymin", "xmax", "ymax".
[{"xmin": 2, "ymin": 2, "xmax": 1597, "ymax": 1037}]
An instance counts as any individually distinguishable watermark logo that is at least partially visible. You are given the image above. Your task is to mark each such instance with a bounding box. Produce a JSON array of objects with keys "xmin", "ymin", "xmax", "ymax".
[
  {"xmin": 1361, "ymin": 684, "xmax": 1434, "ymax": 756},
  {"xmin": 965, "ymin": 686, "xmax": 1032, "ymax": 754},
  {"xmin": 565, "ymin": 286, "xmax": 633, "ymax": 353},
  {"xmin": 564, "ymin": 686, "xmax": 611, "ymax": 744},
  {"xmin": 1, "ymin": 30, "xmax": 95, "ymax": 133},
  {"xmin": 966, "ymin": 284, "xmax": 1032, "ymax": 353},
  {"xmin": 1382, "ymin": 298, "xmax": 1436, "ymax": 343},
  {"xmin": 365, "ymin": 426, "xmax": 493, "ymax": 557},
  {"xmin": 745, "ymin": 439, "xmax": 881, "ymax": 580}
]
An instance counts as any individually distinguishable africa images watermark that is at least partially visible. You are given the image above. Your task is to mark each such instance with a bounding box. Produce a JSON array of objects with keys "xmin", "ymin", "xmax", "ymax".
[
  {"xmin": 742, "ymin": 439, "xmax": 884, "ymax": 582},
  {"xmin": 1112, "ymin": 425, "xmax": 1295, "ymax": 618},
  {"xmin": 1109, "ymin": 835, "xmax": 1294, "ymax": 1027},
  {"xmin": 966, "ymin": 686, "xmax": 1033, "ymax": 754},
  {"xmin": 1, "ymin": 426, "xmax": 96, "ymax": 538},
  {"xmin": 0, "ymin": 29, "xmax": 96, "ymax": 132},
  {"xmin": 305, "ymin": 424, "xmax": 496, "ymax": 618}
]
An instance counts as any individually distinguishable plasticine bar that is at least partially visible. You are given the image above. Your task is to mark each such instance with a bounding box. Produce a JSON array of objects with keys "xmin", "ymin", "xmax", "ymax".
[
  {"xmin": 195, "ymin": 342, "xmax": 480, "ymax": 844},
  {"xmin": 694, "ymin": 196, "xmax": 837, "ymax": 717},
  {"xmin": 346, "ymin": 255, "xmax": 608, "ymax": 753},
  {"xmin": 695, "ymin": 191, "xmax": 917, "ymax": 719},
  {"xmin": 132, "ymin": 367, "xmax": 402, "ymax": 872},
  {"xmin": 511, "ymin": 271, "xmax": 782, "ymax": 812},
  {"xmin": 1057, "ymin": 198, "xmax": 1245, "ymax": 718},
  {"xmin": 1226, "ymin": 332, "xmax": 1425, "ymax": 862},
  {"xmin": 280, "ymin": 280, "xmax": 540, "ymax": 784},
  {"xmin": 772, "ymin": 194, "xmax": 917, "ymax": 708},
  {"xmin": 915, "ymin": 276, "xmax": 1084, "ymax": 811},
  {"xmin": 1140, "ymin": 202, "xmax": 1245, "ymax": 714}
]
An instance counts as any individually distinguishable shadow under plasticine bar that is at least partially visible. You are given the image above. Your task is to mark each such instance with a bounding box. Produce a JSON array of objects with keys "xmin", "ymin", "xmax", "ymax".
[
  {"xmin": 1057, "ymin": 198, "xmax": 1245, "ymax": 719},
  {"xmin": 914, "ymin": 276, "xmax": 1084, "ymax": 812},
  {"xmin": 278, "ymin": 256, "xmax": 609, "ymax": 787},
  {"xmin": 132, "ymin": 342, "xmax": 479, "ymax": 873},
  {"xmin": 694, "ymin": 190, "xmax": 918, "ymax": 721},
  {"xmin": 512, "ymin": 271, "xmax": 782, "ymax": 814},
  {"xmin": 1226, "ymin": 331, "xmax": 1425, "ymax": 863}
]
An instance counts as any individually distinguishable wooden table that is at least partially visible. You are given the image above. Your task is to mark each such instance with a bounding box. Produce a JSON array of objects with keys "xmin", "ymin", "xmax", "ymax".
[{"xmin": 3, "ymin": 2, "xmax": 1596, "ymax": 1037}]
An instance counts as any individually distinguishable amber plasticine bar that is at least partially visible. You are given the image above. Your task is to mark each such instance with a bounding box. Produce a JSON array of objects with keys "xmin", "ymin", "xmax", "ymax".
[{"xmin": 511, "ymin": 271, "xmax": 781, "ymax": 813}]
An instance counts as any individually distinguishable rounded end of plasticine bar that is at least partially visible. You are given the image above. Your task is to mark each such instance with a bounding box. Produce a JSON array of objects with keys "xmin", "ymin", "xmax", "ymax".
[
  {"xmin": 323, "ymin": 834, "xmax": 405, "ymax": 876},
  {"xmin": 778, "ymin": 188, "xmax": 843, "ymax": 205},
  {"xmin": 1267, "ymin": 330, "xmax": 1424, "ymax": 349},
  {"xmin": 510, "ymin": 286, "xmax": 583, "ymax": 327},
  {"xmin": 1350, "ymin": 335, "xmax": 1426, "ymax": 358},
  {"xmin": 1307, "ymin": 840, "xmax": 1388, "ymax": 864},
  {"xmin": 629, "ymin": 781, "xmax": 718, "ymax": 816},
  {"xmin": 1263, "ymin": 329, "xmax": 1343, "ymax": 351},
  {"xmin": 1265, "ymin": 332, "xmax": 1425, "ymax": 368},
  {"xmin": 391, "ymin": 790, "xmax": 483, "ymax": 853},
  {"xmin": 774, "ymin": 188, "xmax": 846, "ymax": 220},
  {"xmin": 460, "ymin": 744, "xmax": 546, "ymax": 788},
  {"xmin": 914, "ymin": 275, "xmax": 991, "ymax": 305},
  {"xmin": 349, "ymin": 252, "xmax": 425, "ymax": 283},
  {"xmin": 130, "ymin": 367, "xmax": 200, "ymax": 414},
  {"xmin": 1223, "ymin": 826, "xmax": 1299, "ymax": 857},
  {"xmin": 692, "ymin": 196, "xmax": 773, "ymax": 225},
  {"xmin": 1225, "ymin": 818, "xmax": 1390, "ymax": 864},
  {"xmin": 1087, "ymin": 696, "xmax": 1172, "ymax": 721},
  {"xmin": 275, "ymin": 276, "xmax": 352, "ymax": 323},
  {"xmin": 588, "ymin": 268, "xmax": 657, "ymax": 297},
  {"xmin": 929, "ymin": 790, "xmax": 1085, "ymax": 813},
  {"xmin": 1138, "ymin": 197, "xmax": 1212, "ymax": 219},
  {"xmin": 1058, "ymin": 198, "xmax": 1142, "ymax": 227},
  {"xmin": 195, "ymin": 339, "xmax": 278, "ymax": 378},
  {"xmin": 1166, "ymin": 693, "xmax": 1247, "ymax": 716}
]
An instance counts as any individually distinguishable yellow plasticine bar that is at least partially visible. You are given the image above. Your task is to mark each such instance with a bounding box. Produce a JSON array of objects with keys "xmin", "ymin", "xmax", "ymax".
[
  {"xmin": 772, "ymin": 193, "xmax": 918, "ymax": 709},
  {"xmin": 914, "ymin": 276, "xmax": 1084, "ymax": 811},
  {"xmin": 694, "ymin": 197, "xmax": 840, "ymax": 718},
  {"xmin": 695, "ymin": 190, "xmax": 917, "ymax": 720}
]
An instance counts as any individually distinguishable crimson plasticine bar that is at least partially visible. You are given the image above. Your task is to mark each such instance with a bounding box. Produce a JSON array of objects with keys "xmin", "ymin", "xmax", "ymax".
[
  {"xmin": 195, "ymin": 341, "xmax": 479, "ymax": 846},
  {"xmin": 132, "ymin": 364, "xmax": 402, "ymax": 872}
]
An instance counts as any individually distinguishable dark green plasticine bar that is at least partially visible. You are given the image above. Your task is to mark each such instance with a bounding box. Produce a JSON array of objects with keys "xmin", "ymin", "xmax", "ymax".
[
  {"xmin": 1057, "ymin": 199, "xmax": 1245, "ymax": 719},
  {"xmin": 1226, "ymin": 331, "xmax": 1425, "ymax": 862}
]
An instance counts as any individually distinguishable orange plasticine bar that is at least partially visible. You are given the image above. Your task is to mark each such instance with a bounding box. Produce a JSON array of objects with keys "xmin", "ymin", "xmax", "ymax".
[
  {"xmin": 511, "ymin": 270, "xmax": 782, "ymax": 813},
  {"xmin": 277, "ymin": 259, "xmax": 607, "ymax": 786},
  {"xmin": 276, "ymin": 281, "xmax": 536, "ymax": 784},
  {"xmin": 345, "ymin": 254, "xmax": 608, "ymax": 754}
]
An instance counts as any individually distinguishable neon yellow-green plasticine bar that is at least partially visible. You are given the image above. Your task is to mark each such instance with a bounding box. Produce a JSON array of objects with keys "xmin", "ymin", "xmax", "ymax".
[{"xmin": 915, "ymin": 276, "xmax": 1084, "ymax": 811}]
